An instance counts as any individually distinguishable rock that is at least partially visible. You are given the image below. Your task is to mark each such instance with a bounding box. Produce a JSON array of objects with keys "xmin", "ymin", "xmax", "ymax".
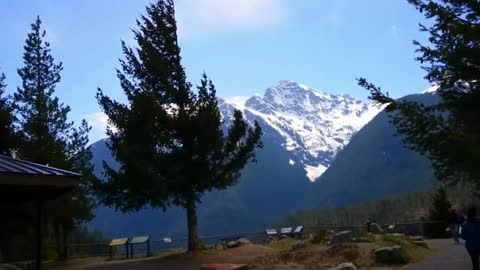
[
  {"xmin": 201, "ymin": 264, "xmax": 249, "ymax": 270},
  {"xmin": 237, "ymin": 238, "xmax": 251, "ymax": 245},
  {"xmin": 0, "ymin": 265, "xmax": 21, "ymax": 270},
  {"xmin": 326, "ymin": 229, "xmax": 336, "ymax": 236},
  {"xmin": 386, "ymin": 233, "xmax": 405, "ymax": 238},
  {"xmin": 409, "ymin": 236, "xmax": 424, "ymax": 241},
  {"xmin": 226, "ymin": 241, "xmax": 240, "ymax": 248},
  {"xmin": 328, "ymin": 262, "xmax": 357, "ymax": 270},
  {"xmin": 333, "ymin": 230, "xmax": 353, "ymax": 244},
  {"xmin": 352, "ymin": 237, "xmax": 371, "ymax": 243},
  {"xmin": 371, "ymin": 223, "xmax": 384, "ymax": 234},
  {"xmin": 226, "ymin": 238, "xmax": 251, "ymax": 248},
  {"xmin": 413, "ymin": 240, "xmax": 429, "ymax": 248},
  {"xmin": 272, "ymin": 262, "xmax": 306, "ymax": 270},
  {"xmin": 386, "ymin": 224, "xmax": 396, "ymax": 233},
  {"xmin": 375, "ymin": 246, "xmax": 408, "ymax": 265}
]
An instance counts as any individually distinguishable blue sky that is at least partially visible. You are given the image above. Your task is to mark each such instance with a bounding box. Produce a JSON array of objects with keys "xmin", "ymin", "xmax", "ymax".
[{"xmin": 0, "ymin": 0, "xmax": 432, "ymax": 142}]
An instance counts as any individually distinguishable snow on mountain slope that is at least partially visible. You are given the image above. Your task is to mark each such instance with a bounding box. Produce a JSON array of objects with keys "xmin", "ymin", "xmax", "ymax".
[{"xmin": 220, "ymin": 80, "xmax": 382, "ymax": 181}]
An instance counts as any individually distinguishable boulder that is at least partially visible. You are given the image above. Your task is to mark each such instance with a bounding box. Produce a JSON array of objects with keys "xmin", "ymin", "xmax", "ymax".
[
  {"xmin": 386, "ymin": 233, "xmax": 405, "ymax": 238},
  {"xmin": 0, "ymin": 265, "xmax": 21, "ymax": 270},
  {"xmin": 370, "ymin": 223, "xmax": 384, "ymax": 234},
  {"xmin": 328, "ymin": 262, "xmax": 357, "ymax": 270},
  {"xmin": 272, "ymin": 262, "xmax": 307, "ymax": 270},
  {"xmin": 375, "ymin": 246, "xmax": 408, "ymax": 265},
  {"xmin": 237, "ymin": 238, "xmax": 251, "ymax": 245},
  {"xmin": 326, "ymin": 229, "xmax": 336, "ymax": 236},
  {"xmin": 413, "ymin": 240, "xmax": 429, "ymax": 248},
  {"xmin": 201, "ymin": 264, "xmax": 249, "ymax": 270},
  {"xmin": 226, "ymin": 238, "xmax": 251, "ymax": 248},
  {"xmin": 409, "ymin": 236, "xmax": 424, "ymax": 241},
  {"xmin": 352, "ymin": 237, "xmax": 371, "ymax": 243},
  {"xmin": 332, "ymin": 230, "xmax": 353, "ymax": 244}
]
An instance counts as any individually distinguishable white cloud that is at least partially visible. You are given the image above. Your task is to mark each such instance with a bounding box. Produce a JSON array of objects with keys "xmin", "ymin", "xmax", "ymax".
[
  {"xmin": 84, "ymin": 112, "xmax": 115, "ymax": 143},
  {"xmin": 174, "ymin": 0, "xmax": 286, "ymax": 39},
  {"xmin": 391, "ymin": 24, "xmax": 400, "ymax": 41}
]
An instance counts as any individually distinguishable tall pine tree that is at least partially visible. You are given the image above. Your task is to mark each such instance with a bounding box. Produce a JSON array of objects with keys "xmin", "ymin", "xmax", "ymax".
[
  {"xmin": 96, "ymin": 0, "xmax": 263, "ymax": 251},
  {"xmin": 14, "ymin": 16, "xmax": 95, "ymax": 259},
  {"xmin": 0, "ymin": 72, "xmax": 18, "ymax": 156},
  {"xmin": 359, "ymin": 0, "xmax": 480, "ymax": 186},
  {"xmin": 425, "ymin": 186, "xmax": 452, "ymax": 238}
]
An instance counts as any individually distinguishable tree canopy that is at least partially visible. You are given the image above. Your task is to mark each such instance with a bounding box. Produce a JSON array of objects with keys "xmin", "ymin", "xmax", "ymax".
[
  {"xmin": 96, "ymin": 0, "xmax": 262, "ymax": 251},
  {"xmin": 359, "ymin": 0, "xmax": 480, "ymax": 187},
  {"xmin": 0, "ymin": 73, "xmax": 18, "ymax": 156},
  {"xmin": 13, "ymin": 16, "xmax": 95, "ymax": 259}
]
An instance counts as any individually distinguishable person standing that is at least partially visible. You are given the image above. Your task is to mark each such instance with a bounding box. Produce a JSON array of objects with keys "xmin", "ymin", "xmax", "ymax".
[
  {"xmin": 449, "ymin": 208, "xmax": 460, "ymax": 244},
  {"xmin": 461, "ymin": 205, "xmax": 480, "ymax": 270}
]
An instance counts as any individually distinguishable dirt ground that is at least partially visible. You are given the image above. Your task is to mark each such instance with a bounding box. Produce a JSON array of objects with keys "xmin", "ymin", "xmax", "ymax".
[{"xmin": 53, "ymin": 241, "xmax": 379, "ymax": 270}]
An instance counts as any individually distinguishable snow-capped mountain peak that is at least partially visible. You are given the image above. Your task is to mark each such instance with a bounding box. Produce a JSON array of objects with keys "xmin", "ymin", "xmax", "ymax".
[{"xmin": 221, "ymin": 81, "xmax": 382, "ymax": 181}]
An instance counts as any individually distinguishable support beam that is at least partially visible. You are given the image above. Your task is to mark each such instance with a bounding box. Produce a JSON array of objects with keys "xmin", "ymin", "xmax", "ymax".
[{"xmin": 35, "ymin": 200, "xmax": 43, "ymax": 270}]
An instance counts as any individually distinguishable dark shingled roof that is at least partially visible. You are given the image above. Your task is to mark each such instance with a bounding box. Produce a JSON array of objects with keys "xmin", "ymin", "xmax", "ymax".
[{"xmin": 0, "ymin": 155, "xmax": 81, "ymax": 177}]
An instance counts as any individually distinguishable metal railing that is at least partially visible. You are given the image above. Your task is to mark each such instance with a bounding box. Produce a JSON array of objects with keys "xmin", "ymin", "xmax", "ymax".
[
  {"xmin": 66, "ymin": 231, "xmax": 268, "ymax": 258},
  {"xmin": 65, "ymin": 220, "xmax": 450, "ymax": 258}
]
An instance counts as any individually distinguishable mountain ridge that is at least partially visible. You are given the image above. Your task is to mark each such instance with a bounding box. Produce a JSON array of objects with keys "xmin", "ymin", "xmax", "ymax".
[{"xmin": 219, "ymin": 80, "xmax": 382, "ymax": 180}]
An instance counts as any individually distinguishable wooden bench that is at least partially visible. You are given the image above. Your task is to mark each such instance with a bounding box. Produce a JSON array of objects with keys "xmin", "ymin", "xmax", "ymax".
[
  {"xmin": 293, "ymin": 226, "xmax": 304, "ymax": 239},
  {"xmin": 109, "ymin": 237, "xmax": 130, "ymax": 259},
  {"xmin": 128, "ymin": 235, "xmax": 151, "ymax": 258}
]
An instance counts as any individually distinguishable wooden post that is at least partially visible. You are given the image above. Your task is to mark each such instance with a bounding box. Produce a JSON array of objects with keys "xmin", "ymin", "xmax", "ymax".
[
  {"xmin": 35, "ymin": 200, "xmax": 43, "ymax": 270},
  {"xmin": 130, "ymin": 244, "xmax": 133, "ymax": 258},
  {"xmin": 125, "ymin": 243, "xmax": 129, "ymax": 259}
]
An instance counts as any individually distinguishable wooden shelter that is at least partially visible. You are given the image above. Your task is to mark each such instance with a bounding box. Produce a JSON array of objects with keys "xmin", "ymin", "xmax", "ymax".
[{"xmin": 0, "ymin": 155, "xmax": 80, "ymax": 270}]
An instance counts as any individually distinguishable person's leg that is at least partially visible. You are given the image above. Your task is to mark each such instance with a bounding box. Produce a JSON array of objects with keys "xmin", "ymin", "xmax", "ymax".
[
  {"xmin": 468, "ymin": 249, "xmax": 480, "ymax": 270},
  {"xmin": 453, "ymin": 224, "xmax": 460, "ymax": 243},
  {"xmin": 450, "ymin": 224, "xmax": 458, "ymax": 243}
]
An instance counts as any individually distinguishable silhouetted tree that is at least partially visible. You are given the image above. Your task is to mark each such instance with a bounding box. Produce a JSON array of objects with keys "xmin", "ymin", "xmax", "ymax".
[
  {"xmin": 0, "ymin": 73, "xmax": 18, "ymax": 156},
  {"xmin": 425, "ymin": 186, "xmax": 451, "ymax": 238},
  {"xmin": 14, "ymin": 16, "xmax": 95, "ymax": 259},
  {"xmin": 96, "ymin": 0, "xmax": 263, "ymax": 251},
  {"xmin": 359, "ymin": 0, "xmax": 480, "ymax": 187}
]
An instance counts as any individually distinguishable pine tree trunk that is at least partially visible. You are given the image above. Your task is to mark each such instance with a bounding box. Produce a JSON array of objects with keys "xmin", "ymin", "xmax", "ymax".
[{"xmin": 186, "ymin": 198, "xmax": 199, "ymax": 252}]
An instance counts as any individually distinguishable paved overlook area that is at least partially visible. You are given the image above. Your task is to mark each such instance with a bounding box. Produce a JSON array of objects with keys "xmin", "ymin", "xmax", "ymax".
[{"xmin": 406, "ymin": 239, "xmax": 471, "ymax": 270}]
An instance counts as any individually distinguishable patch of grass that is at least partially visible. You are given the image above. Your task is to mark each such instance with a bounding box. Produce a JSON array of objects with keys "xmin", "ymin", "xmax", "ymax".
[
  {"xmin": 361, "ymin": 233, "xmax": 377, "ymax": 243},
  {"xmin": 267, "ymin": 239, "xmax": 305, "ymax": 251},
  {"xmin": 268, "ymin": 240, "xmax": 294, "ymax": 251}
]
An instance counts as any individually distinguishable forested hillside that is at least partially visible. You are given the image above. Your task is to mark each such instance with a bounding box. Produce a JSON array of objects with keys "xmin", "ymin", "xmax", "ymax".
[
  {"xmin": 305, "ymin": 93, "xmax": 440, "ymax": 209},
  {"xmin": 281, "ymin": 183, "xmax": 476, "ymax": 227}
]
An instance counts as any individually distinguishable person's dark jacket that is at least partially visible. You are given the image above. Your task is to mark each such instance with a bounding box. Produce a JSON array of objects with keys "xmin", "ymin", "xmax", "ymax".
[
  {"xmin": 461, "ymin": 219, "xmax": 480, "ymax": 251},
  {"xmin": 448, "ymin": 209, "xmax": 458, "ymax": 224}
]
